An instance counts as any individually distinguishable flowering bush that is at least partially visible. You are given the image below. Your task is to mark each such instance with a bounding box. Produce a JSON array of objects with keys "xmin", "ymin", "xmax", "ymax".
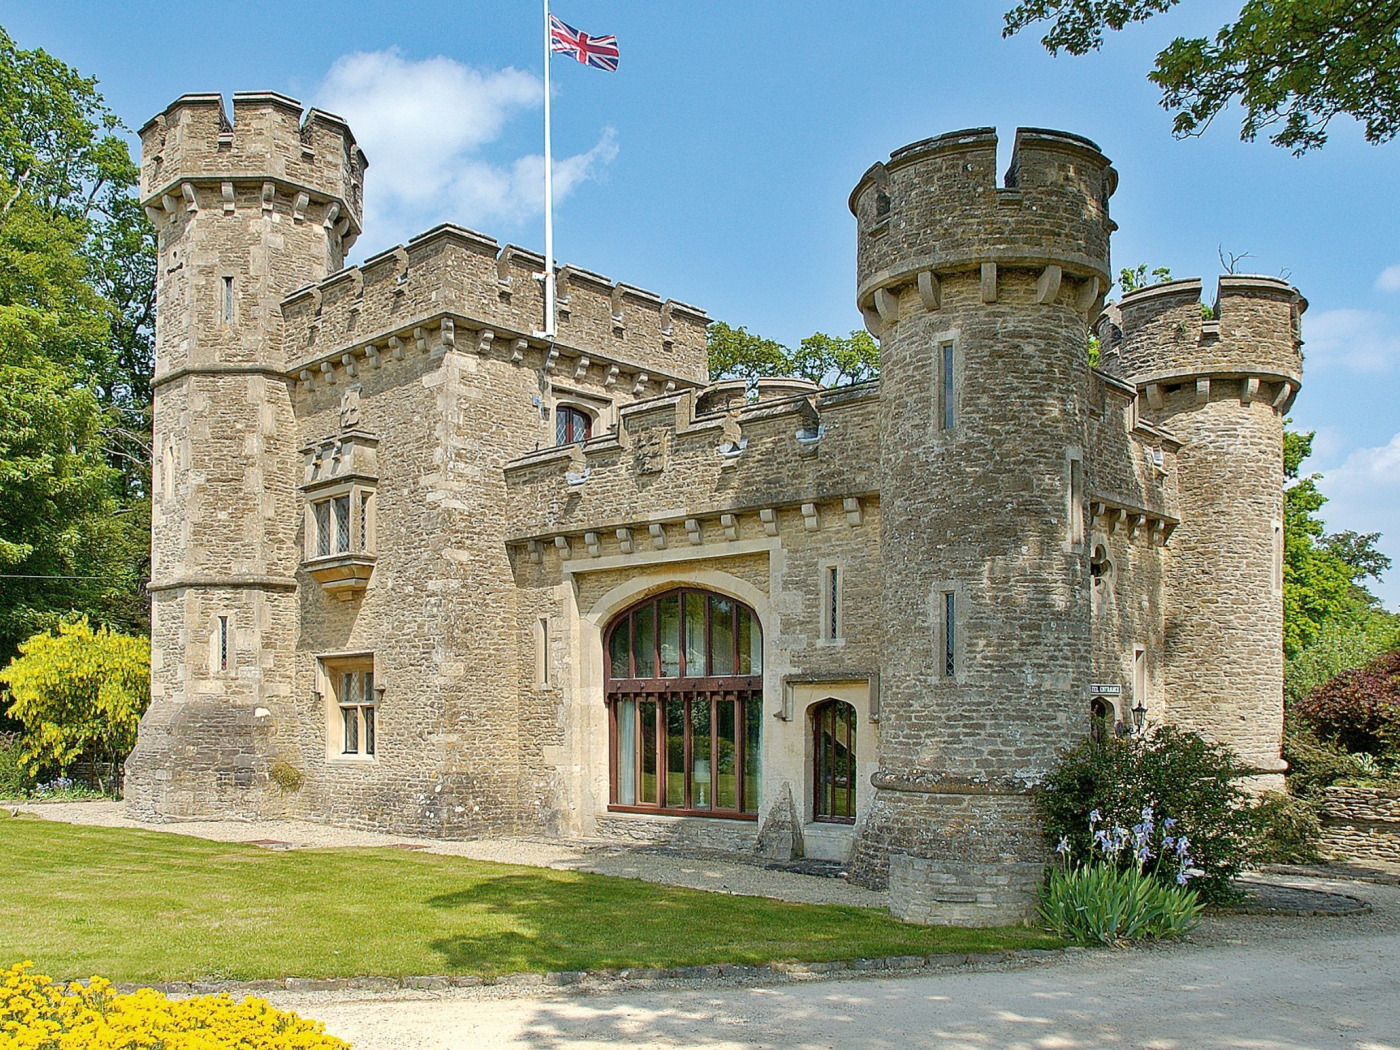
[
  {"xmin": 1294, "ymin": 650, "xmax": 1400, "ymax": 759},
  {"xmin": 1037, "ymin": 726, "xmax": 1255, "ymax": 903},
  {"xmin": 1039, "ymin": 807, "xmax": 1204, "ymax": 945},
  {"xmin": 0, "ymin": 961, "xmax": 348, "ymax": 1050}
]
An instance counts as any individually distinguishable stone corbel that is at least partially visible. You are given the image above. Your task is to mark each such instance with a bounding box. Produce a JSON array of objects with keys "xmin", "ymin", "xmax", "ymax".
[
  {"xmin": 616, "ymin": 528, "xmax": 635, "ymax": 554},
  {"xmin": 319, "ymin": 360, "xmax": 336, "ymax": 385},
  {"xmin": 1241, "ymin": 376, "xmax": 1260, "ymax": 404},
  {"xmin": 843, "ymin": 497, "xmax": 863, "ymax": 526},
  {"xmin": 604, "ymin": 365, "xmax": 619, "ymax": 387},
  {"xmin": 1272, "ymin": 380, "xmax": 1295, "ymax": 411},
  {"xmin": 180, "ymin": 182, "xmax": 198, "ymax": 213},
  {"xmin": 648, "ymin": 523, "xmax": 667, "ymax": 550},
  {"xmin": 553, "ymin": 536, "xmax": 571, "ymax": 560},
  {"xmin": 1036, "ymin": 264, "xmax": 1063, "ymax": 305},
  {"xmin": 389, "ymin": 336, "xmax": 405, "ymax": 361},
  {"xmin": 721, "ymin": 513, "xmax": 739, "ymax": 541},
  {"xmin": 917, "ymin": 270, "xmax": 941, "ymax": 311},
  {"xmin": 413, "ymin": 326, "xmax": 427, "ymax": 353},
  {"xmin": 438, "ymin": 318, "xmax": 455, "ymax": 354},
  {"xmin": 801, "ymin": 503, "xmax": 820, "ymax": 531},
  {"xmin": 160, "ymin": 193, "xmax": 178, "ymax": 218},
  {"xmin": 861, "ymin": 308, "xmax": 883, "ymax": 341},
  {"xmin": 543, "ymin": 347, "xmax": 559, "ymax": 373},
  {"xmin": 574, "ymin": 356, "xmax": 591, "ymax": 380},
  {"xmin": 980, "ymin": 262, "xmax": 998, "ymax": 303},
  {"xmin": 262, "ymin": 182, "xmax": 276, "ymax": 212},
  {"xmin": 476, "ymin": 329, "xmax": 494, "ymax": 356},
  {"xmin": 1128, "ymin": 513, "xmax": 1148, "ymax": 539},
  {"xmin": 292, "ymin": 191, "xmax": 309, "ymax": 222},
  {"xmin": 1076, "ymin": 275, "xmax": 1101, "ymax": 317},
  {"xmin": 299, "ymin": 368, "xmax": 315, "ymax": 392},
  {"xmin": 527, "ymin": 540, "xmax": 544, "ymax": 565},
  {"xmin": 220, "ymin": 183, "xmax": 235, "ymax": 214},
  {"xmin": 323, "ymin": 202, "xmax": 341, "ymax": 230},
  {"xmin": 511, "ymin": 337, "xmax": 527, "ymax": 364},
  {"xmin": 684, "ymin": 519, "xmax": 702, "ymax": 545},
  {"xmin": 632, "ymin": 373, "xmax": 649, "ymax": 395},
  {"xmin": 1196, "ymin": 377, "xmax": 1211, "ymax": 404},
  {"xmin": 365, "ymin": 345, "xmax": 382, "ymax": 370},
  {"xmin": 584, "ymin": 532, "xmax": 601, "ymax": 557},
  {"xmin": 874, "ymin": 287, "xmax": 900, "ymax": 326},
  {"xmin": 759, "ymin": 509, "xmax": 779, "ymax": 537},
  {"xmin": 340, "ymin": 353, "xmax": 357, "ymax": 378}
]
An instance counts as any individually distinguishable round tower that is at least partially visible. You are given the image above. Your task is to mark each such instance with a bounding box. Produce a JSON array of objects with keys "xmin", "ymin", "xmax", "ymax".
[
  {"xmin": 1113, "ymin": 276, "xmax": 1304, "ymax": 789},
  {"xmin": 125, "ymin": 92, "xmax": 366, "ymax": 818},
  {"xmin": 849, "ymin": 127, "xmax": 1117, "ymax": 924}
]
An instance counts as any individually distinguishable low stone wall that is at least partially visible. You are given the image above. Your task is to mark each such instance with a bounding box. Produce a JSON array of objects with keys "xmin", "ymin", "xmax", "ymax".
[
  {"xmin": 1320, "ymin": 786, "xmax": 1400, "ymax": 865},
  {"xmin": 593, "ymin": 813, "xmax": 760, "ymax": 854}
]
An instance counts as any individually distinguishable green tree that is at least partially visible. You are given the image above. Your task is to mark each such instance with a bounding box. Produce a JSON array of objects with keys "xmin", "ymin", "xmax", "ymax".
[
  {"xmin": 1003, "ymin": 1, "xmax": 1400, "ymax": 153},
  {"xmin": 708, "ymin": 322, "xmax": 880, "ymax": 386},
  {"xmin": 0, "ymin": 617, "xmax": 150, "ymax": 791},
  {"xmin": 0, "ymin": 28, "xmax": 154, "ymax": 665}
]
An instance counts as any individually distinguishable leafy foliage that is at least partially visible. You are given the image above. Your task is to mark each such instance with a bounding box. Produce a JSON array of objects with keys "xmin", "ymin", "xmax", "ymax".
[
  {"xmin": 1249, "ymin": 790, "xmax": 1323, "ymax": 863},
  {"xmin": 0, "ymin": 734, "xmax": 29, "ymax": 799},
  {"xmin": 0, "ymin": 28, "xmax": 154, "ymax": 672},
  {"xmin": 1294, "ymin": 649, "xmax": 1400, "ymax": 757},
  {"xmin": 0, "ymin": 960, "xmax": 349, "ymax": 1050},
  {"xmin": 1117, "ymin": 262, "xmax": 1172, "ymax": 293},
  {"xmin": 0, "ymin": 618, "xmax": 149, "ymax": 791},
  {"xmin": 1040, "ymin": 861, "xmax": 1203, "ymax": 945},
  {"xmin": 1038, "ymin": 727, "xmax": 1256, "ymax": 902},
  {"xmin": 708, "ymin": 322, "xmax": 879, "ymax": 386},
  {"xmin": 1285, "ymin": 611, "xmax": 1400, "ymax": 709},
  {"xmin": 1283, "ymin": 714, "xmax": 1376, "ymax": 796},
  {"xmin": 1003, "ymin": 0, "xmax": 1400, "ymax": 153}
]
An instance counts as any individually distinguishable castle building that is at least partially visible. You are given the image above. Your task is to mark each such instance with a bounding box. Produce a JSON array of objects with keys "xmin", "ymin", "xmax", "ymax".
[{"xmin": 126, "ymin": 93, "xmax": 1304, "ymax": 925}]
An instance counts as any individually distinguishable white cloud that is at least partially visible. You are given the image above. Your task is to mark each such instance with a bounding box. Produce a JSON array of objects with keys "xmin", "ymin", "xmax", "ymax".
[
  {"xmin": 1376, "ymin": 264, "xmax": 1400, "ymax": 293},
  {"xmin": 1317, "ymin": 432, "xmax": 1400, "ymax": 611},
  {"xmin": 1303, "ymin": 308, "xmax": 1400, "ymax": 372},
  {"xmin": 315, "ymin": 48, "xmax": 617, "ymax": 250}
]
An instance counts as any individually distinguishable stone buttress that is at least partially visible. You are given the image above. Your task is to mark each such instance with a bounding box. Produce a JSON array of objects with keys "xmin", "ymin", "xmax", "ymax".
[
  {"xmin": 848, "ymin": 128, "xmax": 1116, "ymax": 924},
  {"xmin": 125, "ymin": 92, "xmax": 366, "ymax": 817}
]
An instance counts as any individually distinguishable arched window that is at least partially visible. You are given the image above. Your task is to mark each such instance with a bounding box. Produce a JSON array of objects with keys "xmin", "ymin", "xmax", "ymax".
[
  {"xmin": 812, "ymin": 699, "xmax": 856, "ymax": 823},
  {"xmin": 605, "ymin": 588, "xmax": 762, "ymax": 818},
  {"xmin": 556, "ymin": 405, "xmax": 592, "ymax": 445}
]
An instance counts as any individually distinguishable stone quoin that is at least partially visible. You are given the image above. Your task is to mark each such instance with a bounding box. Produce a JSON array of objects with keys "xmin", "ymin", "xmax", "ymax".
[{"xmin": 125, "ymin": 94, "xmax": 1304, "ymax": 926}]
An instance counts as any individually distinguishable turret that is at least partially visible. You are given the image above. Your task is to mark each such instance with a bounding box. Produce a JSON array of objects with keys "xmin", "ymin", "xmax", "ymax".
[
  {"xmin": 125, "ymin": 93, "xmax": 367, "ymax": 818},
  {"xmin": 1106, "ymin": 276, "xmax": 1305, "ymax": 789},
  {"xmin": 849, "ymin": 128, "xmax": 1117, "ymax": 924}
]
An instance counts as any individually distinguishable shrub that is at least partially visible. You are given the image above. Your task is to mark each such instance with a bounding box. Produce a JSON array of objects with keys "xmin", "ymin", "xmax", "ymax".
[
  {"xmin": 1294, "ymin": 650, "xmax": 1400, "ymax": 758},
  {"xmin": 1283, "ymin": 715, "xmax": 1367, "ymax": 796},
  {"xmin": 0, "ymin": 735, "xmax": 28, "ymax": 800},
  {"xmin": 0, "ymin": 618, "xmax": 149, "ymax": 793},
  {"xmin": 0, "ymin": 960, "xmax": 348, "ymax": 1049},
  {"xmin": 1249, "ymin": 791, "xmax": 1323, "ymax": 864},
  {"xmin": 1037, "ymin": 726, "xmax": 1255, "ymax": 903},
  {"xmin": 1285, "ymin": 613, "xmax": 1400, "ymax": 709}
]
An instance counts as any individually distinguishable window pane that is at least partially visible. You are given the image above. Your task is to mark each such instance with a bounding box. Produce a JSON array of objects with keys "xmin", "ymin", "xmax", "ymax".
[
  {"xmin": 709, "ymin": 596, "xmax": 736, "ymax": 676},
  {"xmin": 737, "ymin": 607, "xmax": 761, "ymax": 675},
  {"xmin": 556, "ymin": 408, "xmax": 568, "ymax": 446},
  {"xmin": 639, "ymin": 700, "xmax": 658, "ymax": 804},
  {"xmin": 658, "ymin": 594, "xmax": 681, "ymax": 677},
  {"xmin": 690, "ymin": 697, "xmax": 711, "ymax": 810},
  {"xmin": 363, "ymin": 706, "xmax": 376, "ymax": 756},
  {"xmin": 683, "ymin": 593, "xmax": 706, "ymax": 677},
  {"xmin": 342, "ymin": 705, "xmax": 358, "ymax": 754},
  {"xmin": 665, "ymin": 699, "xmax": 685, "ymax": 808},
  {"xmin": 359, "ymin": 492, "xmax": 371, "ymax": 550},
  {"xmin": 315, "ymin": 502, "xmax": 331, "ymax": 556},
  {"xmin": 334, "ymin": 495, "xmax": 351, "ymax": 553},
  {"xmin": 609, "ymin": 620, "xmax": 631, "ymax": 678},
  {"xmin": 616, "ymin": 699, "xmax": 636, "ymax": 804},
  {"xmin": 632, "ymin": 607, "xmax": 656, "ymax": 678},
  {"xmin": 835, "ymin": 705, "xmax": 854, "ymax": 819},
  {"xmin": 342, "ymin": 672, "xmax": 359, "ymax": 704},
  {"xmin": 716, "ymin": 699, "xmax": 737, "ymax": 809},
  {"xmin": 363, "ymin": 670, "xmax": 374, "ymax": 698},
  {"xmin": 743, "ymin": 697, "xmax": 761, "ymax": 814}
]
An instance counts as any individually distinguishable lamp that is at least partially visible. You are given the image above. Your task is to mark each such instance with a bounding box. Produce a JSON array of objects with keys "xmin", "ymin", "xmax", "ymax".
[{"xmin": 1131, "ymin": 698, "xmax": 1148, "ymax": 733}]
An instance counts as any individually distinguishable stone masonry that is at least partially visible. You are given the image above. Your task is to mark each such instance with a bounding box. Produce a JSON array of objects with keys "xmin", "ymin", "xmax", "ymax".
[{"xmin": 126, "ymin": 93, "xmax": 1304, "ymax": 926}]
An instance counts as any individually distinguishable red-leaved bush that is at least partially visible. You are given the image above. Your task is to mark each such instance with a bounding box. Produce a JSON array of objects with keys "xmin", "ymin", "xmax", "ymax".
[{"xmin": 1294, "ymin": 650, "xmax": 1400, "ymax": 755}]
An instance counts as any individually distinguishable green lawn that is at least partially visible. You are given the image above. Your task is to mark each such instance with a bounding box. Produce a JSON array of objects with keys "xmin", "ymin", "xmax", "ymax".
[{"xmin": 0, "ymin": 817, "xmax": 1059, "ymax": 983}]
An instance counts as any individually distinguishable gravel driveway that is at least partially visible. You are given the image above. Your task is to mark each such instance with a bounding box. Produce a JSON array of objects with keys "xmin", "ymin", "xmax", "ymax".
[{"xmin": 268, "ymin": 876, "xmax": 1400, "ymax": 1049}]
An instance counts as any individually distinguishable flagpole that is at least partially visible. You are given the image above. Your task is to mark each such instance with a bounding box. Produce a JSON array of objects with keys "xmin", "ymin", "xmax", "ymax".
[{"xmin": 541, "ymin": 0, "xmax": 557, "ymax": 338}]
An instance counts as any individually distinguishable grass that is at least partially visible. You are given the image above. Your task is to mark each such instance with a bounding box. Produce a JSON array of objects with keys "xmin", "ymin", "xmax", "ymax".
[{"xmin": 0, "ymin": 816, "xmax": 1059, "ymax": 983}]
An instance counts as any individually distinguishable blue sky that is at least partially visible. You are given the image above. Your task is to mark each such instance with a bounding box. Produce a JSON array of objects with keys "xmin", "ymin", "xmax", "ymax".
[{"xmin": 8, "ymin": 1, "xmax": 1399, "ymax": 607}]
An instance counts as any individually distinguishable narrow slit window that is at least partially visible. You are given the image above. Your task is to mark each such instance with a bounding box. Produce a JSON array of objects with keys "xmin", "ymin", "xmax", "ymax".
[
  {"xmin": 359, "ymin": 491, "xmax": 371, "ymax": 551},
  {"xmin": 826, "ymin": 565, "xmax": 840, "ymax": 641},
  {"xmin": 941, "ymin": 343, "xmax": 955, "ymax": 430},
  {"xmin": 222, "ymin": 276, "xmax": 234, "ymax": 323},
  {"xmin": 943, "ymin": 592, "xmax": 956, "ymax": 678},
  {"xmin": 218, "ymin": 616, "xmax": 229, "ymax": 672},
  {"xmin": 539, "ymin": 616, "xmax": 550, "ymax": 688}
]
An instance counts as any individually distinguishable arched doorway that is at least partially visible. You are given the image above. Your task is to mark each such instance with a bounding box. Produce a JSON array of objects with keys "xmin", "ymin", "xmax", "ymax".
[
  {"xmin": 605, "ymin": 588, "xmax": 762, "ymax": 817},
  {"xmin": 812, "ymin": 698, "xmax": 856, "ymax": 823}
]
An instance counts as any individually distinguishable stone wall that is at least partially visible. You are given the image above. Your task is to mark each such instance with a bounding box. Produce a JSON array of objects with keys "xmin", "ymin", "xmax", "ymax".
[{"xmin": 1320, "ymin": 786, "xmax": 1400, "ymax": 865}]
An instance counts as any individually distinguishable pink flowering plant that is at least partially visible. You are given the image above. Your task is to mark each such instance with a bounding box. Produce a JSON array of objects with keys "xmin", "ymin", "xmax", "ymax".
[{"xmin": 1039, "ymin": 805, "xmax": 1205, "ymax": 945}]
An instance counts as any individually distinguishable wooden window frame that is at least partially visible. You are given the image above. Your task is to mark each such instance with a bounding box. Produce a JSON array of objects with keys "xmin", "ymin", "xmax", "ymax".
[
  {"xmin": 812, "ymin": 698, "xmax": 857, "ymax": 824},
  {"xmin": 604, "ymin": 588, "xmax": 762, "ymax": 820},
  {"xmin": 555, "ymin": 404, "xmax": 593, "ymax": 446}
]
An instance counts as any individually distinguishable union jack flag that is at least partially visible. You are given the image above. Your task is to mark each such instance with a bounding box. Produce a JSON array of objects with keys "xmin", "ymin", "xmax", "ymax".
[{"xmin": 549, "ymin": 15, "xmax": 619, "ymax": 71}]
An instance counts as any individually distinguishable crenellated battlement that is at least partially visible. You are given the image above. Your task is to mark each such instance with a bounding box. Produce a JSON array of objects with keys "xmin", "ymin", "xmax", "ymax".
[
  {"xmin": 850, "ymin": 127, "xmax": 1116, "ymax": 325},
  {"xmin": 1100, "ymin": 275, "xmax": 1306, "ymax": 411},
  {"xmin": 139, "ymin": 91, "xmax": 366, "ymax": 243},
  {"xmin": 280, "ymin": 222, "xmax": 710, "ymax": 386}
]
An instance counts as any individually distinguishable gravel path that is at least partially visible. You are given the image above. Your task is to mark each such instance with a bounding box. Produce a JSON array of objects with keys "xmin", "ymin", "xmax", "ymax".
[
  {"xmin": 261, "ymin": 874, "xmax": 1400, "ymax": 1049},
  {"xmin": 17, "ymin": 800, "xmax": 887, "ymax": 908}
]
